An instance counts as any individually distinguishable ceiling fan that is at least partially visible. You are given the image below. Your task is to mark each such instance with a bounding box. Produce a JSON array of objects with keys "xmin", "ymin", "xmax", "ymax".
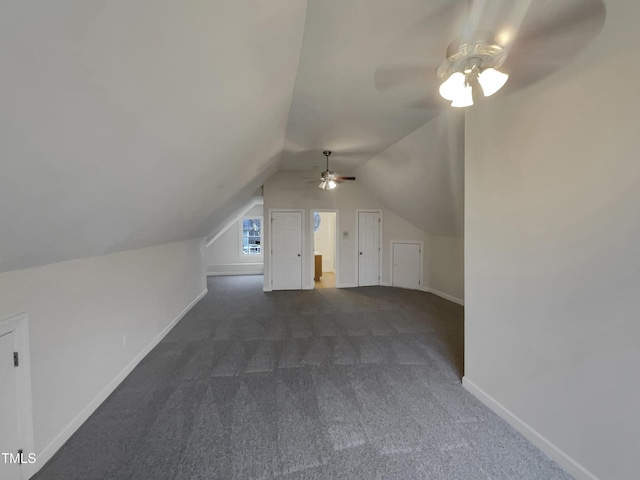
[
  {"xmin": 317, "ymin": 150, "xmax": 356, "ymax": 190},
  {"xmin": 373, "ymin": 0, "xmax": 606, "ymax": 109}
]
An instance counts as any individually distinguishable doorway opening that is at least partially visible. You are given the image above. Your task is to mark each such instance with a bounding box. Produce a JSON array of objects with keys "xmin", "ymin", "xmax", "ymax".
[{"xmin": 312, "ymin": 211, "xmax": 338, "ymax": 289}]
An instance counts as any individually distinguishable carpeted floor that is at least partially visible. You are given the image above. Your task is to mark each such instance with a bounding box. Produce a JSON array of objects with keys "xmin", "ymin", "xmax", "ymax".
[{"xmin": 33, "ymin": 275, "xmax": 573, "ymax": 480}]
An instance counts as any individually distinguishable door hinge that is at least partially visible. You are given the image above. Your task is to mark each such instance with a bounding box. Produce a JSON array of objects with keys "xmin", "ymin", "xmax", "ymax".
[{"xmin": 14, "ymin": 352, "xmax": 19, "ymax": 367}]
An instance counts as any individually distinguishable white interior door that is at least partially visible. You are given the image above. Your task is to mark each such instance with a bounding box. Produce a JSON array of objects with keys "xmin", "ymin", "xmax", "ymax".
[
  {"xmin": 358, "ymin": 212, "xmax": 380, "ymax": 286},
  {"xmin": 0, "ymin": 331, "xmax": 21, "ymax": 480},
  {"xmin": 271, "ymin": 211, "xmax": 302, "ymax": 290},
  {"xmin": 393, "ymin": 243, "xmax": 421, "ymax": 290}
]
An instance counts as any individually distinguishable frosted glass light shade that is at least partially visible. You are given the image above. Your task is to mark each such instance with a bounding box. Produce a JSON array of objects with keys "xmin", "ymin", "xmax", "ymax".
[
  {"xmin": 439, "ymin": 72, "xmax": 465, "ymax": 101},
  {"xmin": 451, "ymin": 85, "xmax": 473, "ymax": 107},
  {"xmin": 319, "ymin": 179, "xmax": 337, "ymax": 190},
  {"xmin": 478, "ymin": 68, "xmax": 508, "ymax": 96}
]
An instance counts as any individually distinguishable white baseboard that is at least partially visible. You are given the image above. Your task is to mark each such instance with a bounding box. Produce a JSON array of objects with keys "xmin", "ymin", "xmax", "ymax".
[
  {"xmin": 31, "ymin": 289, "xmax": 208, "ymax": 478},
  {"xmin": 421, "ymin": 287, "xmax": 464, "ymax": 306},
  {"xmin": 380, "ymin": 281, "xmax": 392, "ymax": 287},
  {"xmin": 206, "ymin": 263, "xmax": 263, "ymax": 276},
  {"xmin": 462, "ymin": 377, "xmax": 599, "ymax": 480},
  {"xmin": 337, "ymin": 282, "xmax": 357, "ymax": 288}
]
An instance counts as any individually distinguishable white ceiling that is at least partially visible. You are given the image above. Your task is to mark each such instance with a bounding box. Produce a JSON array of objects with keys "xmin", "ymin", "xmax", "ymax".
[
  {"xmin": 0, "ymin": 0, "xmax": 606, "ymax": 272},
  {"xmin": 279, "ymin": 0, "xmax": 467, "ymax": 173},
  {"xmin": 0, "ymin": 0, "xmax": 306, "ymax": 272}
]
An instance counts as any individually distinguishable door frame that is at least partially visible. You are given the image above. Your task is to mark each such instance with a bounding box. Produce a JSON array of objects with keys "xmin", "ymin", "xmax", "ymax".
[
  {"xmin": 355, "ymin": 209, "xmax": 383, "ymax": 286},
  {"xmin": 267, "ymin": 209, "xmax": 304, "ymax": 291},
  {"xmin": 309, "ymin": 209, "xmax": 340, "ymax": 288},
  {"xmin": 390, "ymin": 240, "xmax": 424, "ymax": 290},
  {"xmin": 0, "ymin": 313, "xmax": 34, "ymax": 480}
]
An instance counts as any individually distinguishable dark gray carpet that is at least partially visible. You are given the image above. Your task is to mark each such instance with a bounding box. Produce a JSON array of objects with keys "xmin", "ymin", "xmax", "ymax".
[{"xmin": 34, "ymin": 276, "xmax": 572, "ymax": 480}]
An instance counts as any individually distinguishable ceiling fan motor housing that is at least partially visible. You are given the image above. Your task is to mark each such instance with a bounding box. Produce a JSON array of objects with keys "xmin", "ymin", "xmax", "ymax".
[{"xmin": 437, "ymin": 30, "xmax": 507, "ymax": 81}]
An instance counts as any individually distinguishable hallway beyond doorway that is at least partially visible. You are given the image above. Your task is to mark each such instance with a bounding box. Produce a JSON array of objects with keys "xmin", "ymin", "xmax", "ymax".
[{"xmin": 314, "ymin": 271, "xmax": 335, "ymax": 289}]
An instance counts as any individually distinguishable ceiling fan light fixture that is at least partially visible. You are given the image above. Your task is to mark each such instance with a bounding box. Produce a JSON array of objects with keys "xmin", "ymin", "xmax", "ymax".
[
  {"xmin": 437, "ymin": 30, "xmax": 508, "ymax": 107},
  {"xmin": 451, "ymin": 84, "xmax": 474, "ymax": 108},
  {"xmin": 438, "ymin": 71, "xmax": 465, "ymax": 101},
  {"xmin": 478, "ymin": 67, "xmax": 509, "ymax": 97},
  {"xmin": 318, "ymin": 178, "xmax": 337, "ymax": 190}
]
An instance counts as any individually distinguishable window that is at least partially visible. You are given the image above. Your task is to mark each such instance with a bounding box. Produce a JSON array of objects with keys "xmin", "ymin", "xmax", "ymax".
[
  {"xmin": 241, "ymin": 218, "xmax": 262, "ymax": 255},
  {"xmin": 313, "ymin": 212, "xmax": 321, "ymax": 233}
]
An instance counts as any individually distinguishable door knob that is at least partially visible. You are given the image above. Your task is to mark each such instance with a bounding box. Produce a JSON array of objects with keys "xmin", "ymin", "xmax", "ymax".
[
  {"xmin": 297, "ymin": 254, "xmax": 301, "ymax": 257},
  {"xmin": 359, "ymin": 252, "xmax": 363, "ymax": 255}
]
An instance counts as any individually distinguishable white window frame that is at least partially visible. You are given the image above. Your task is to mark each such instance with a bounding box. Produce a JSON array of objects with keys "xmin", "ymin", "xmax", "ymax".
[{"xmin": 239, "ymin": 216, "xmax": 263, "ymax": 257}]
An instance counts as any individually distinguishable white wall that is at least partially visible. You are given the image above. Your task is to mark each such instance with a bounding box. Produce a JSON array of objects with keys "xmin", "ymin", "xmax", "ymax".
[
  {"xmin": 313, "ymin": 212, "xmax": 336, "ymax": 272},
  {"xmin": 464, "ymin": 2, "xmax": 640, "ymax": 479},
  {"xmin": 263, "ymin": 171, "xmax": 428, "ymax": 289},
  {"xmin": 0, "ymin": 239, "xmax": 206, "ymax": 477},
  {"xmin": 426, "ymin": 235, "xmax": 464, "ymax": 303},
  {"xmin": 205, "ymin": 204, "xmax": 264, "ymax": 275}
]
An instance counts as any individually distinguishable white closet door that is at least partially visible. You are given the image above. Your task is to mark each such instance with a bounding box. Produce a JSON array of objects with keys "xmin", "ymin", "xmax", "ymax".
[
  {"xmin": 271, "ymin": 211, "xmax": 302, "ymax": 290},
  {"xmin": 0, "ymin": 331, "xmax": 21, "ymax": 480},
  {"xmin": 393, "ymin": 243, "xmax": 421, "ymax": 290},
  {"xmin": 358, "ymin": 212, "xmax": 380, "ymax": 286}
]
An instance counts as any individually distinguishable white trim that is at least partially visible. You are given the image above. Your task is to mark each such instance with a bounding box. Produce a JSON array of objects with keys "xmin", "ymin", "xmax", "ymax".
[
  {"xmin": 207, "ymin": 263, "xmax": 263, "ymax": 276},
  {"xmin": 380, "ymin": 281, "xmax": 392, "ymax": 287},
  {"xmin": 390, "ymin": 240, "xmax": 424, "ymax": 290},
  {"xmin": 355, "ymin": 209, "xmax": 383, "ymax": 287},
  {"xmin": 337, "ymin": 282, "xmax": 357, "ymax": 288},
  {"xmin": 206, "ymin": 198, "xmax": 263, "ymax": 247},
  {"xmin": 268, "ymin": 209, "xmax": 304, "ymax": 291},
  {"xmin": 421, "ymin": 287, "xmax": 464, "ymax": 306},
  {"xmin": 0, "ymin": 313, "xmax": 34, "ymax": 480},
  {"xmin": 462, "ymin": 377, "xmax": 600, "ymax": 480},
  {"xmin": 32, "ymin": 289, "xmax": 208, "ymax": 477},
  {"xmin": 310, "ymin": 209, "xmax": 340, "ymax": 289}
]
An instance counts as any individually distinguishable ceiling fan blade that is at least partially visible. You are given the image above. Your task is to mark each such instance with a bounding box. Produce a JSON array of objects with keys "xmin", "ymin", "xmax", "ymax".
[
  {"xmin": 374, "ymin": 65, "xmax": 437, "ymax": 92},
  {"xmin": 372, "ymin": 1, "xmax": 467, "ymax": 102},
  {"xmin": 372, "ymin": 0, "xmax": 604, "ymax": 107},
  {"xmin": 500, "ymin": 0, "xmax": 605, "ymax": 93},
  {"xmin": 335, "ymin": 176, "xmax": 356, "ymax": 181}
]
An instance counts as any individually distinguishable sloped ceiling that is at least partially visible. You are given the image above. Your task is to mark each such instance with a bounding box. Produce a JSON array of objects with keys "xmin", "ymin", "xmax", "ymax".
[
  {"xmin": 279, "ymin": 0, "xmax": 467, "ymax": 173},
  {"xmin": 1, "ymin": 0, "xmax": 605, "ymax": 272},
  {"xmin": 356, "ymin": 110, "xmax": 465, "ymax": 237},
  {"xmin": 0, "ymin": 0, "xmax": 307, "ymax": 272}
]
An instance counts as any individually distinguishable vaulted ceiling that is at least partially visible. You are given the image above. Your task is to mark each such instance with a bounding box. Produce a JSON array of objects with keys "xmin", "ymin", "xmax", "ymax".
[{"xmin": 1, "ymin": 0, "xmax": 605, "ymax": 272}]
